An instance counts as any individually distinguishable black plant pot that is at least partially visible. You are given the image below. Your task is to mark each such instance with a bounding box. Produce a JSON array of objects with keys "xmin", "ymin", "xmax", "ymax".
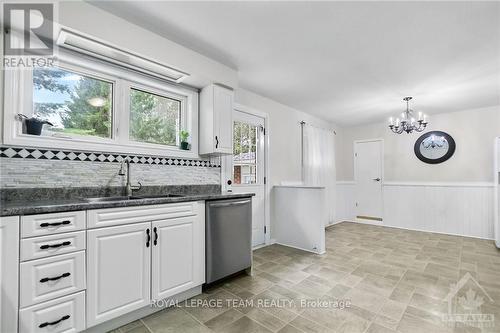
[
  {"xmin": 180, "ymin": 142, "xmax": 189, "ymax": 150},
  {"xmin": 24, "ymin": 119, "xmax": 53, "ymax": 135}
]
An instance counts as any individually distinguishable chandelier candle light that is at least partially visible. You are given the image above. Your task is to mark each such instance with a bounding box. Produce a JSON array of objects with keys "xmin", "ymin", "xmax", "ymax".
[{"xmin": 388, "ymin": 97, "xmax": 428, "ymax": 134}]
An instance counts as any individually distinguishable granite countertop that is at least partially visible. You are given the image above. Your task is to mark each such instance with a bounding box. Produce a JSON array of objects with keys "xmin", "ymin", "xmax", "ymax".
[{"xmin": 0, "ymin": 185, "xmax": 254, "ymax": 217}]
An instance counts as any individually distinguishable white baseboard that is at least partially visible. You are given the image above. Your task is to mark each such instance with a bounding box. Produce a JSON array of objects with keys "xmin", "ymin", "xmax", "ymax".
[
  {"xmin": 354, "ymin": 218, "xmax": 383, "ymax": 226},
  {"xmin": 275, "ymin": 241, "xmax": 325, "ymax": 255}
]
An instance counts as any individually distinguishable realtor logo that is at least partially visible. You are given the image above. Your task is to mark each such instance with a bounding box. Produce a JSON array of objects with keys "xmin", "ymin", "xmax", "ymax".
[
  {"xmin": 3, "ymin": 3, "xmax": 54, "ymax": 56},
  {"xmin": 443, "ymin": 272, "xmax": 495, "ymax": 329}
]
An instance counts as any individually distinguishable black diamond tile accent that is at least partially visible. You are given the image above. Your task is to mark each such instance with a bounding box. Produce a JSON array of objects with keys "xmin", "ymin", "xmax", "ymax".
[{"xmin": 0, "ymin": 145, "xmax": 221, "ymax": 168}]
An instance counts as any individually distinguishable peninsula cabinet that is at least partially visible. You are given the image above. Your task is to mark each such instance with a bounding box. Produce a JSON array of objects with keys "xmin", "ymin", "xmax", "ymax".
[
  {"xmin": 1, "ymin": 216, "xmax": 20, "ymax": 333},
  {"xmin": 86, "ymin": 202, "xmax": 205, "ymax": 328}
]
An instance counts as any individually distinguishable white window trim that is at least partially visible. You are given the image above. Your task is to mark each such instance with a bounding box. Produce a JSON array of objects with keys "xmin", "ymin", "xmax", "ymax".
[{"xmin": 3, "ymin": 50, "xmax": 199, "ymax": 158}]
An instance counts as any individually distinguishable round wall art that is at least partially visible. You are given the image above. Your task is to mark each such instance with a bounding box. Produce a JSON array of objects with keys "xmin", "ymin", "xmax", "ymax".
[{"xmin": 414, "ymin": 131, "xmax": 456, "ymax": 164}]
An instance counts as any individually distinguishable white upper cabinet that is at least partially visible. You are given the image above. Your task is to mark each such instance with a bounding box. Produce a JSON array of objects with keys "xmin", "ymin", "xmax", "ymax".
[{"xmin": 200, "ymin": 84, "xmax": 234, "ymax": 155}]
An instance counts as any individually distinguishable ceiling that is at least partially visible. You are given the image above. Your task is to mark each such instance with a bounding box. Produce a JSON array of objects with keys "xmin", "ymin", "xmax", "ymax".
[{"xmin": 89, "ymin": 1, "xmax": 500, "ymax": 126}]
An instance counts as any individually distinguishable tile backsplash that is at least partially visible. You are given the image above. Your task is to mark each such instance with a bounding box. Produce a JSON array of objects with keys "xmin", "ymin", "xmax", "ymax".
[{"xmin": 0, "ymin": 145, "xmax": 221, "ymax": 188}]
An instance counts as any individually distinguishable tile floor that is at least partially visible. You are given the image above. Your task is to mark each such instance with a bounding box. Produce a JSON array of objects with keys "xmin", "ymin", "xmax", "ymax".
[{"xmin": 110, "ymin": 222, "xmax": 500, "ymax": 333}]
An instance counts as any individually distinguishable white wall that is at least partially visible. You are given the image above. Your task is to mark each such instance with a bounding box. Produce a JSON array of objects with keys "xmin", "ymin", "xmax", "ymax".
[
  {"xmin": 337, "ymin": 105, "xmax": 500, "ymax": 182},
  {"xmin": 235, "ymin": 89, "xmax": 337, "ymax": 186},
  {"xmin": 336, "ymin": 106, "xmax": 500, "ymax": 239},
  {"xmin": 234, "ymin": 88, "xmax": 338, "ymax": 236}
]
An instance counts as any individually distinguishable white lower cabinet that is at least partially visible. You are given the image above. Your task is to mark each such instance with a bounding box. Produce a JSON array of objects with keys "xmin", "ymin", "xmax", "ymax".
[
  {"xmin": 19, "ymin": 291, "xmax": 85, "ymax": 333},
  {"xmin": 1, "ymin": 216, "xmax": 20, "ymax": 333},
  {"xmin": 20, "ymin": 251, "xmax": 86, "ymax": 307},
  {"xmin": 152, "ymin": 214, "xmax": 205, "ymax": 300},
  {"xmin": 8, "ymin": 202, "xmax": 205, "ymax": 332},
  {"xmin": 86, "ymin": 202, "xmax": 205, "ymax": 328},
  {"xmin": 86, "ymin": 222, "xmax": 151, "ymax": 327}
]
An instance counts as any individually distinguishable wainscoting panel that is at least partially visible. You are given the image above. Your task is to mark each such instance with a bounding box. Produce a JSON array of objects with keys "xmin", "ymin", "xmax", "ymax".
[
  {"xmin": 335, "ymin": 181, "xmax": 494, "ymax": 239},
  {"xmin": 383, "ymin": 183, "xmax": 494, "ymax": 239},
  {"xmin": 334, "ymin": 181, "xmax": 356, "ymax": 222}
]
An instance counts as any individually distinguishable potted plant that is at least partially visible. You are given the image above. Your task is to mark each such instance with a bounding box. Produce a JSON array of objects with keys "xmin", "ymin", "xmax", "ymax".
[
  {"xmin": 180, "ymin": 130, "xmax": 190, "ymax": 150},
  {"xmin": 17, "ymin": 113, "xmax": 54, "ymax": 136}
]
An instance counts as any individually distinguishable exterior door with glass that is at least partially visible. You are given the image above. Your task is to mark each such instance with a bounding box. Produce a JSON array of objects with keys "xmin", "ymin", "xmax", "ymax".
[{"xmin": 225, "ymin": 110, "xmax": 266, "ymax": 247}]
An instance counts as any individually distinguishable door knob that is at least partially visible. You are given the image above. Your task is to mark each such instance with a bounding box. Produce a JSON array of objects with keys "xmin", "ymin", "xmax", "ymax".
[{"xmin": 373, "ymin": 178, "xmax": 381, "ymax": 181}]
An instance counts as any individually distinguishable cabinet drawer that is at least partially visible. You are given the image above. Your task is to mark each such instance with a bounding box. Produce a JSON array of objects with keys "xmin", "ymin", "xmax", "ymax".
[
  {"xmin": 21, "ymin": 231, "xmax": 86, "ymax": 262},
  {"xmin": 19, "ymin": 291, "xmax": 85, "ymax": 333},
  {"xmin": 87, "ymin": 201, "xmax": 199, "ymax": 228},
  {"xmin": 20, "ymin": 251, "xmax": 86, "ymax": 307},
  {"xmin": 21, "ymin": 211, "xmax": 86, "ymax": 238}
]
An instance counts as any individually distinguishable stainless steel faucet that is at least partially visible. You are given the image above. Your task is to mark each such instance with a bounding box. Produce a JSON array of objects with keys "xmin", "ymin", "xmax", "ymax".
[{"xmin": 118, "ymin": 159, "xmax": 142, "ymax": 196}]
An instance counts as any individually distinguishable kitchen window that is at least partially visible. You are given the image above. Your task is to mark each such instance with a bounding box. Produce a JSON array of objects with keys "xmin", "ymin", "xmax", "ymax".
[
  {"xmin": 32, "ymin": 67, "xmax": 113, "ymax": 139},
  {"xmin": 129, "ymin": 88, "xmax": 181, "ymax": 146},
  {"xmin": 4, "ymin": 52, "xmax": 198, "ymax": 157}
]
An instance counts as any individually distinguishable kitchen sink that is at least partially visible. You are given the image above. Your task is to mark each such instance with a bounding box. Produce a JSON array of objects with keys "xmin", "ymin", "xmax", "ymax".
[
  {"xmin": 133, "ymin": 194, "xmax": 186, "ymax": 199},
  {"xmin": 83, "ymin": 196, "xmax": 145, "ymax": 202},
  {"xmin": 83, "ymin": 194, "xmax": 185, "ymax": 202}
]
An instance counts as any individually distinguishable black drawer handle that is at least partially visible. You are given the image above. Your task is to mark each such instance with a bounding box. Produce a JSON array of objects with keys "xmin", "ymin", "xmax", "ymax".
[
  {"xmin": 146, "ymin": 228, "xmax": 150, "ymax": 248},
  {"xmin": 40, "ymin": 241, "xmax": 71, "ymax": 250},
  {"xmin": 40, "ymin": 272, "xmax": 70, "ymax": 283},
  {"xmin": 39, "ymin": 315, "xmax": 70, "ymax": 328},
  {"xmin": 40, "ymin": 220, "xmax": 71, "ymax": 228},
  {"xmin": 153, "ymin": 227, "xmax": 158, "ymax": 246}
]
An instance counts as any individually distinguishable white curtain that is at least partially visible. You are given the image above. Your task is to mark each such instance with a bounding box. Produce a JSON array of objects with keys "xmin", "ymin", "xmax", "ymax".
[{"xmin": 302, "ymin": 124, "xmax": 336, "ymax": 224}]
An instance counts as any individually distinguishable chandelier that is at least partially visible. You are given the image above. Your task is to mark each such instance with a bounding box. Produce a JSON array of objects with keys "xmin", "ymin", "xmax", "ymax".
[{"xmin": 388, "ymin": 97, "xmax": 428, "ymax": 134}]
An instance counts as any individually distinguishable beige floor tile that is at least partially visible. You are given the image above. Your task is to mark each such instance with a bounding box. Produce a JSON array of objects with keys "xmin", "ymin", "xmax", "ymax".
[
  {"xmin": 336, "ymin": 315, "xmax": 370, "ymax": 333},
  {"xmin": 366, "ymin": 322, "xmax": 397, "ymax": 333},
  {"xmin": 400, "ymin": 270, "xmax": 439, "ymax": 289},
  {"xmin": 276, "ymin": 325, "xmax": 304, "ymax": 333},
  {"xmin": 379, "ymin": 299, "xmax": 406, "ymax": 321},
  {"xmin": 246, "ymin": 308, "xmax": 287, "ymax": 332},
  {"xmin": 373, "ymin": 314, "xmax": 399, "ymax": 331},
  {"xmin": 126, "ymin": 325, "xmax": 151, "ymax": 333},
  {"xmin": 289, "ymin": 315, "xmax": 334, "ymax": 333},
  {"xmin": 142, "ymin": 308, "xmax": 212, "ymax": 333},
  {"xmin": 389, "ymin": 282, "xmax": 415, "ymax": 304},
  {"xmin": 408, "ymin": 293, "xmax": 447, "ymax": 315},
  {"xmin": 356, "ymin": 274, "xmax": 398, "ymax": 297},
  {"xmin": 423, "ymin": 262, "xmax": 459, "ymax": 281},
  {"xmin": 325, "ymin": 284, "xmax": 351, "ymax": 299},
  {"xmin": 344, "ymin": 287, "xmax": 386, "ymax": 313},
  {"xmin": 218, "ymin": 316, "xmax": 273, "ymax": 333},
  {"xmin": 204, "ymin": 309, "xmax": 244, "ymax": 330},
  {"xmin": 344, "ymin": 304, "xmax": 377, "ymax": 321},
  {"xmin": 397, "ymin": 313, "xmax": 452, "ymax": 333},
  {"xmin": 120, "ymin": 222, "xmax": 500, "ymax": 333},
  {"xmin": 292, "ymin": 279, "xmax": 331, "ymax": 298}
]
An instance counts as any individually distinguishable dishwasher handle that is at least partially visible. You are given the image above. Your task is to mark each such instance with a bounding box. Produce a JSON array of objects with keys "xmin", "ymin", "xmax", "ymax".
[{"xmin": 209, "ymin": 200, "xmax": 251, "ymax": 208}]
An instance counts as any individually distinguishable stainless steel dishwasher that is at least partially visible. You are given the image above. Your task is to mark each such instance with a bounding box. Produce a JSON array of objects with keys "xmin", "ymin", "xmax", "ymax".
[{"xmin": 206, "ymin": 197, "xmax": 252, "ymax": 284}]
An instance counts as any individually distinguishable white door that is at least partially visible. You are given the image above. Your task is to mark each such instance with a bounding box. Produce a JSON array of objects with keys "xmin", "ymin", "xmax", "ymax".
[
  {"xmin": 152, "ymin": 215, "xmax": 204, "ymax": 300},
  {"xmin": 354, "ymin": 140, "xmax": 383, "ymax": 221},
  {"xmin": 87, "ymin": 222, "xmax": 151, "ymax": 327},
  {"xmin": 1, "ymin": 216, "xmax": 19, "ymax": 333},
  {"xmin": 225, "ymin": 110, "xmax": 266, "ymax": 247}
]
